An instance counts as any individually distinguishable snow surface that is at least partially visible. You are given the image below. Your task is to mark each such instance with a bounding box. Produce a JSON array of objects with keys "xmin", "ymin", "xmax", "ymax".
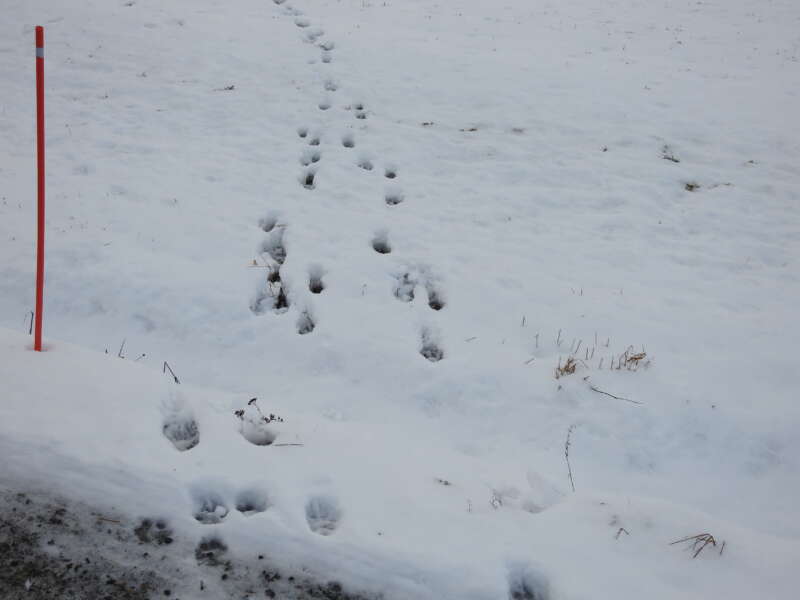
[{"xmin": 1, "ymin": 0, "xmax": 800, "ymax": 597}]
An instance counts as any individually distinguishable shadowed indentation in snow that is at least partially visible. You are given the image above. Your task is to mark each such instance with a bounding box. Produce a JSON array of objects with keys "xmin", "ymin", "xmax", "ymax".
[
  {"xmin": 251, "ymin": 272, "xmax": 289, "ymax": 315},
  {"xmin": 305, "ymin": 496, "xmax": 341, "ymax": 536},
  {"xmin": 302, "ymin": 169, "xmax": 316, "ymax": 189},
  {"xmin": 235, "ymin": 488, "xmax": 269, "ymax": 515},
  {"xmin": 385, "ymin": 192, "xmax": 404, "ymax": 206},
  {"xmin": 295, "ymin": 17, "xmax": 310, "ymax": 28},
  {"xmin": 133, "ymin": 518, "xmax": 173, "ymax": 546},
  {"xmin": 420, "ymin": 329, "xmax": 444, "ymax": 362},
  {"xmin": 161, "ymin": 390, "xmax": 199, "ymax": 452},
  {"xmin": 300, "ymin": 149, "xmax": 321, "ymax": 166},
  {"xmin": 195, "ymin": 535, "xmax": 228, "ymax": 566},
  {"xmin": 321, "ymin": 52, "xmax": 332, "ymax": 64},
  {"xmin": 426, "ymin": 283, "xmax": 445, "ymax": 311},
  {"xmin": 318, "ymin": 99, "xmax": 331, "ymax": 111},
  {"xmin": 324, "ymin": 79, "xmax": 338, "ymax": 92},
  {"xmin": 309, "ymin": 265, "xmax": 325, "ymax": 294},
  {"xmin": 253, "ymin": 225, "xmax": 290, "ymax": 315},
  {"xmin": 342, "ymin": 134, "xmax": 355, "ymax": 148},
  {"xmin": 371, "ymin": 232, "xmax": 391, "ymax": 254},
  {"xmin": 305, "ymin": 29, "xmax": 324, "ymax": 43},
  {"xmin": 297, "ymin": 311, "xmax": 316, "ymax": 335},
  {"xmin": 162, "ymin": 416, "xmax": 199, "ymax": 452},
  {"xmin": 384, "ymin": 168, "xmax": 397, "ymax": 179},
  {"xmin": 355, "ymin": 109, "xmax": 367, "ymax": 120},
  {"xmin": 394, "ymin": 272, "xmax": 416, "ymax": 302},
  {"xmin": 358, "ymin": 158, "xmax": 373, "ymax": 171},
  {"xmin": 508, "ymin": 565, "xmax": 550, "ymax": 600},
  {"xmin": 191, "ymin": 489, "xmax": 229, "ymax": 524},
  {"xmin": 297, "ymin": 126, "xmax": 308, "ymax": 138},
  {"xmin": 259, "ymin": 214, "xmax": 279, "ymax": 233},
  {"xmin": 308, "ymin": 136, "xmax": 320, "ymax": 146},
  {"xmin": 319, "ymin": 40, "xmax": 335, "ymax": 51},
  {"xmin": 261, "ymin": 227, "xmax": 287, "ymax": 265}
]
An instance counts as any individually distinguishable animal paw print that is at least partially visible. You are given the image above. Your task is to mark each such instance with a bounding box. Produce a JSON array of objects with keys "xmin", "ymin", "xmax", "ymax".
[{"xmin": 305, "ymin": 495, "xmax": 341, "ymax": 536}]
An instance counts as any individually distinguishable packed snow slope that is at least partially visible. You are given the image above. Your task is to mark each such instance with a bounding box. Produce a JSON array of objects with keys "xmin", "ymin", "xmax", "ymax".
[{"xmin": 2, "ymin": 0, "xmax": 799, "ymax": 598}]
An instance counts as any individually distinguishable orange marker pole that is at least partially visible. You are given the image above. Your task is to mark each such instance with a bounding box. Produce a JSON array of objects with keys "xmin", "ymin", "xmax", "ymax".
[{"xmin": 34, "ymin": 26, "xmax": 45, "ymax": 351}]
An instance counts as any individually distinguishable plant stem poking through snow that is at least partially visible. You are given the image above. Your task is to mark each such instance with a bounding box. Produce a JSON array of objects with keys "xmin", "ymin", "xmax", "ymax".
[
  {"xmin": 670, "ymin": 533, "xmax": 724, "ymax": 558},
  {"xmin": 163, "ymin": 362, "xmax": 180, "ymax": 384},
  {"xmin": 565, "ymin": 425, "xmax": 576, "ymax": 492},
  {"xmin": 234, "ymin": 398, "xmax": 284, "ymax": 446}
]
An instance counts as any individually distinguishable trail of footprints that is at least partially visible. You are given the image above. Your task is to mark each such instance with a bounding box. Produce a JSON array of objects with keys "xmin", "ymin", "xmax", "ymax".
[
  {"xmin": 265, "ymin": 0, "xmax": 447, "ymax": 359},
  {"xmin": 250, "ymin": 215, "xmax": 318, "ymax": 335}
]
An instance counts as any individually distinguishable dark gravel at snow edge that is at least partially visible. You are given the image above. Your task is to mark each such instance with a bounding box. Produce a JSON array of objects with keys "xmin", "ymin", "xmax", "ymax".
[{"xmin": 0, "ymin": 487, "xmax": 377, "ymax": 600}]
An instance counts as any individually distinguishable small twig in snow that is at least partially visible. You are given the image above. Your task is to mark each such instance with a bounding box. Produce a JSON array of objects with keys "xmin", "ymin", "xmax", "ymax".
[
  {"xmin": 565, "ymin": 425, "xmax": 576, "ymax": 492},
  {"xmin": 589, "ymin": 385, "xmax": 642, "ymax": 405},
  {"xmin": 96, "ymin": 516, "xmax": 121, "ymax": 524}
]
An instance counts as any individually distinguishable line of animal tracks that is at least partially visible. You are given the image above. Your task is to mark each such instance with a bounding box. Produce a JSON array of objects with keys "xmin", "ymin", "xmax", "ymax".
[{"xmin": 252, "ymin": 0, "xmax": 447, "ymax": 363}]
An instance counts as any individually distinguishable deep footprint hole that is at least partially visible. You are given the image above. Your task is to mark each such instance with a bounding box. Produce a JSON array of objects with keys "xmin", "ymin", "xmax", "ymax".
[
  {"xmin": 385, "ymin": 193, "xmax": 403, "ymax": 206},
  {"xmin": 309, "ymin": 268, "xmax": 325, "ymax": 294},
  {"xmin": 508, "ymin": 567, "xmax": 550, "ymax": 600},
  {"xmin": 259, "ymin": 214, "xmax": 278, "ymax": 233},
  {"xmin": 342, "ymin": 134, "xmax": 355, "ymax": 148},
  {"xmin": 297, "ymin": 311, "xmax": 316, "ymax": 335},
  {"xmin": 372, "ymin": 234, "xmax": 391, "ymax": 254},
  {"xmin": 427, "ymin": 288, "xmax": 445, "ymax": 311},
  {"xmin": 420, "ymin": 330, "xmax": 444, "ymax": 362}
]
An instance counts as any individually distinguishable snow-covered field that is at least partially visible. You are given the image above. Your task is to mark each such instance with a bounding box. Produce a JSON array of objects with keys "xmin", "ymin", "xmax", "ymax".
[{"xmin": 1, "ymin": 0, "xmax": 799, "ymax": 597}]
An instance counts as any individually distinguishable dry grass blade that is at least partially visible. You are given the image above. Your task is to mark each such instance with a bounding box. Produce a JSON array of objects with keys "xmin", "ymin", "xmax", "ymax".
[
  {"xmin": 670, "ymin": 533, "xmax": 719, "ymax": 558},
  {"xmin": 555, "ymin": 356, "xmax": 578, "ymax": 379}
]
